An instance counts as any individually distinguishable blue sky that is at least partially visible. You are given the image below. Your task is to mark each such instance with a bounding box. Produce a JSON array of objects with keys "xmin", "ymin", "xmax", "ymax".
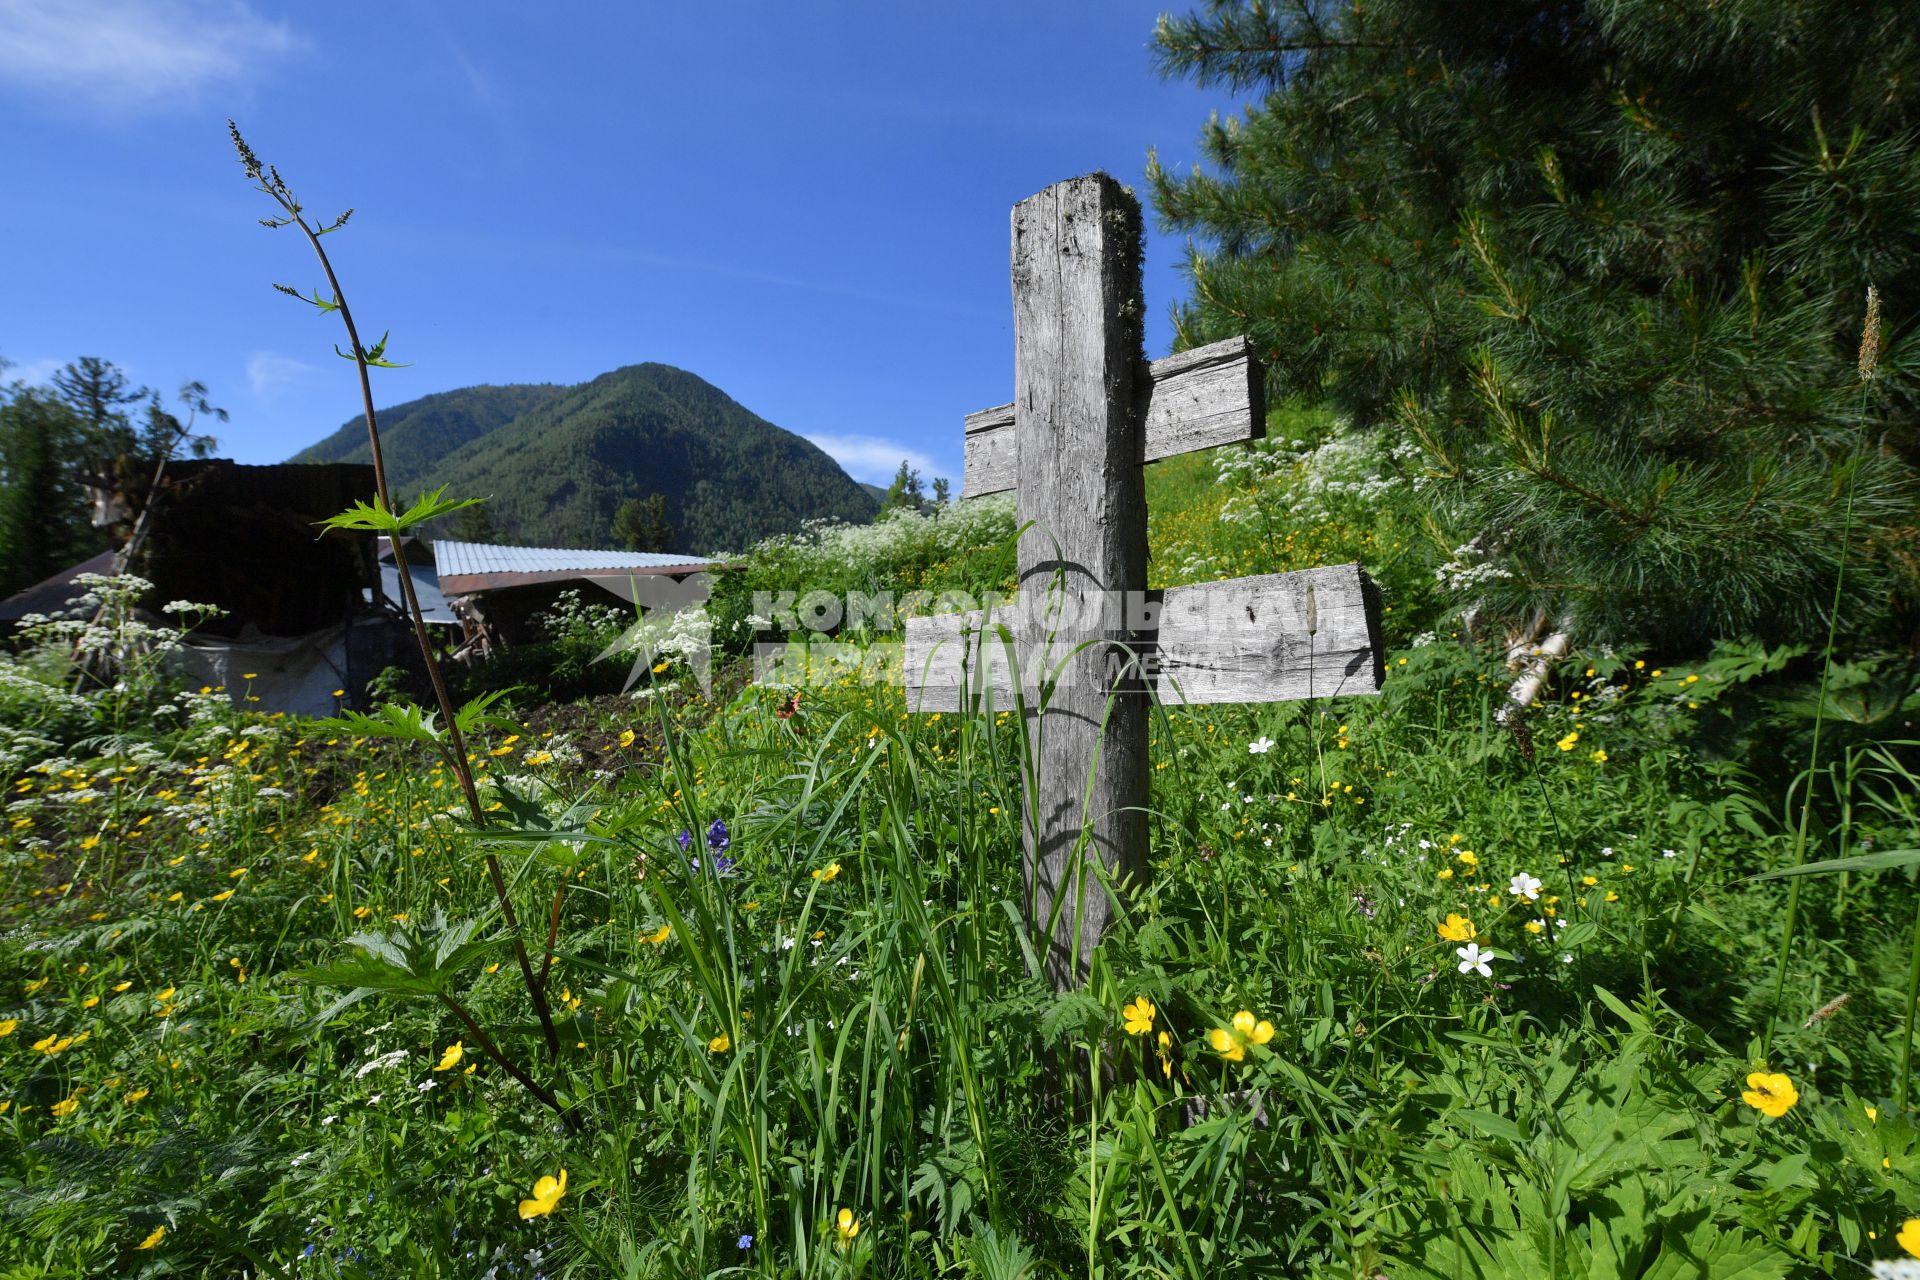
[{"xmin": 0, "ymin": 1, "xmax": 1237, "ymax": 490}]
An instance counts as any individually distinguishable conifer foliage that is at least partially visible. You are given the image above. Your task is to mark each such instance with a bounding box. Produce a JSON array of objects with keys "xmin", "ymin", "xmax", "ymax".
[{"xmin": 1151, "ymin": 0, "xmax": 1920, "ymax": 649}]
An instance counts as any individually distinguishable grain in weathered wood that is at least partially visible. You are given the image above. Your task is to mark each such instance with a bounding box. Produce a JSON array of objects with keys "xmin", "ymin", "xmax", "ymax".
[
  {"xmin": 901, "ymin": 563, "xmax": 1383, "ymax": 712},
  {"xmin": 1011, "ymin": 174, "xmax": 1151, "ymax": 988},
  {"xmin": 961, "ymin": 335, "xmax": 1264, "ymax": 497}
]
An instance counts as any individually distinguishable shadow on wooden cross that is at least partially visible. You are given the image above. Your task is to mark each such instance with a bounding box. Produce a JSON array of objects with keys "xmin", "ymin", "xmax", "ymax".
[{"xmin": 901, "ymin": 173, "xmax": 1385, "ymax": 990}]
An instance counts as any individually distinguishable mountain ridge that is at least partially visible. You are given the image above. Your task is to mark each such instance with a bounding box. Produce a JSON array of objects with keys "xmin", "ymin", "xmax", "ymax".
[{"xmin": 288, "ymin": 364, "xmax": 876, "ymax": 553}]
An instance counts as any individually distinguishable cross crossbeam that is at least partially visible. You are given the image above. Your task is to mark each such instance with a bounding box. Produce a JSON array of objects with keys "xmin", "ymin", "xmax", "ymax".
[{"xmin": 961, "ymin": 335, "xmax": 1266, "ymax": 498}]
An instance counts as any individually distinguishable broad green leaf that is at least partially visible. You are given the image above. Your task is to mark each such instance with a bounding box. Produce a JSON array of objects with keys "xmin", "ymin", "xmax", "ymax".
[
  {"xmin": 317, "ymin": 487, "xmax": 484, "ymax": 535},
  {"xmin": 1451, "ymin": 1108, "xmax": 1527, "ymax": 1144},
  {"xmin": 1746, "ymin": 848, "xmax": 1920, "ymax": 881},
  {"xmin": 313, "ymin": 701, "xmax": 442, "ymax": 744}
]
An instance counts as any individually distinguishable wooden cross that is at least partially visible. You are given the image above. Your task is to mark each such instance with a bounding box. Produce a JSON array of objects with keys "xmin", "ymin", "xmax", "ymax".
[{"xmin": 902, "ymin": 175, "xmax": 1384, "ymax": 987}]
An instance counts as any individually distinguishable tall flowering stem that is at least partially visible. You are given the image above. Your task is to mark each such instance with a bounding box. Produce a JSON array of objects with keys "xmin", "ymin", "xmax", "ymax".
[
  {"xmin": 229, "ymin": 122, "xmax": 561, "ymax": 1059},
  {"xmin": 1764, "ymin": 285, "xmax": 1875, "ymax": 1059}
]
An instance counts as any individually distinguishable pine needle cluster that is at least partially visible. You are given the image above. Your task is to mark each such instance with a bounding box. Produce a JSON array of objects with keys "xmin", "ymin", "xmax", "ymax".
[{"xmin": 1150, "ymin": 0, "xmax": 1920, "ymax": 649}]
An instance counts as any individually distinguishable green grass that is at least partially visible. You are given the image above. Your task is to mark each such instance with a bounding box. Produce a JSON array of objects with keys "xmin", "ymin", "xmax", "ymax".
[{"xmin": 3, "ymin": 435, "xmax": 1919, "ymax": 1277}]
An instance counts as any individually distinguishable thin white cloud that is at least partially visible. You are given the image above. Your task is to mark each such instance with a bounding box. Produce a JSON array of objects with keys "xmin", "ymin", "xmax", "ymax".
[
  {"xmin": 804, "ymin": 433, "xmax": 946, "ymax": 488},
  {"xmin": 0, "ymin": 0, "xmax": 299, "ymax": 111},
  {"xmin": 246, "ymin": 350, "xmax": 313, "ymax": 397},
  {"xmin": 447, "ymin": 43, "xmax": 496, "ymax": 108},
  {"xmin": 2, "ymin": 356, "xmax": 62, "ymax": 387}
]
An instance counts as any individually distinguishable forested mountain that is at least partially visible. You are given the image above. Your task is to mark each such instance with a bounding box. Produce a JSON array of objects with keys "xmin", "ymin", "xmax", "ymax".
[
  {"xmin": 288, "ymin": 383, "xmax": 565, "ymax": 485},
  {"xmin": 288, "ymin": 365, "xmax": 877, "ymax": 553}
]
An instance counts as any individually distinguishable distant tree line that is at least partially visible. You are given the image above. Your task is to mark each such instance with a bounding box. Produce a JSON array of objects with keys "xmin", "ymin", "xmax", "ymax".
[{"xmin": 0, "ymin": 356, "xmax": 222, "ymax": 598}]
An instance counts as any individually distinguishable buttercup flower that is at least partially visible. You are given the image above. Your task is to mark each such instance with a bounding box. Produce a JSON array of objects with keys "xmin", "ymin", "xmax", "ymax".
[
  {"xmin": 643, "ymin": 924, "xmax": 671, "ymax": 945},
  {"xmin": 434, "ymin": 1042, "xmax": 463, "ymax": 1072},
  {"xmin": 1122, "ymin": 997, "xmax": 1155, "ymax": 1035},
  {"xmin": 1899, "ymin": 1218, "xmax": 1920, "ymax": 1258},
  {"xmin": 835, "ymin": 1207, "xmax": 861, "ymax": 1246},
  {"xmin": 812, "ymin": 862, "xmax": 841, "ymax": 883},
  {"xmin": 709, "ymin": 1032, "xmax": 732, "ymax": 1053},
  {"xmin": 1437, "ymin": 914, "xmax": 1475, "ymax": 943},
  {"xmin": 137, "ymin": 1225, "xmax": 166, "ymax": 1250},
  {"xmin": 1210, "ymin": 1009, "xmax": 1273, "ymax": 1061},
  {"xmin": 518, "ymin": 1168, "xmax": 567, "ymax": 1219},
  {"xmin": 617, "ymin": 729, "xmax": 636, "ymax": 748},
  {"xmin": 1741, "ymin": 1071, "xmax": 1798, "ymax": 1118},
  {"xmin": 1234, "ymin": 1011, "xmax": 1274, "ymax": 1044}
]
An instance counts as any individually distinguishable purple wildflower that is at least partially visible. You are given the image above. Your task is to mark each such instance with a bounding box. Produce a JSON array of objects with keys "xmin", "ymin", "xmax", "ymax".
[
  {"xmin": 678, "ymin": 829, "xmax": 693, "ymax": 852},
  {"xmin": 708, "ymin": 819, "xmax": 730, "ymax": 853}
]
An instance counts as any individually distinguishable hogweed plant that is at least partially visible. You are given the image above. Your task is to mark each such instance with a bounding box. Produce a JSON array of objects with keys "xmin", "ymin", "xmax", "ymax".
[{"xmin": 227, "ymin": 123, "xmax": 567, "ymax": 1090}]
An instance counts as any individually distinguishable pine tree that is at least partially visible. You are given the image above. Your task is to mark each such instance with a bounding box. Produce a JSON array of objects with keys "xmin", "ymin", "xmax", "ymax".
[
  {"xmin": 1150, "ymin": 0, "xmax": 1920, "ymax": 650},
  {"xmin": 52, "ymin": 357, "xmax": 148, "ymax": 484},
  {"xmin": 612, "ymin": 493, "xmax": 675, "ymax": 552},
  {"xmin": 447, "ymin": 501, "xmax": 497, "ymax": 544},
  {"xmin": 0, "ymin": 385, "xmax": 94, "ymax": 596},
  {"xmin": 881, "ymin": 460, "xmax": 926, "ymax": 515}
]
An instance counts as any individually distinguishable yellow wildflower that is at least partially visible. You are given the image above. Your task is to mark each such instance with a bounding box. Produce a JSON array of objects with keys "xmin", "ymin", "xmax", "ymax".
[
  {"xmin": 1436, "ymin": 914, "xmax": 1475, "ymax": 943},
  {"xmin": 643, "ymin": 924, "xmax": 671, "ymax": 946},
  {"xmin": 1122, "ymin": 997, "xmax": 1155, "ymax": 1035},
  {"xmin": 1741, "ymin": 1071, "xmax": 1798, "ymax": 1118},
  {"xmin": 835, "ymin": 1207, "xmax": 861, "ymax": 1246},
  {"xmin": 1900, "ymin": 1219, "xmax": 1920, "ymax": 1258},
  {"xmin": 435, "ymin": 1042, "xmax": 464, "ymax": 1072},
  {"xmin": 709, "ymin": 1032, "xmax": 732, "ymax": 1053},
  {"xmin": 1556, "ymin": 731, "xmax": 1579, "ymax": 751},
  {"xmin": 812, "ymin": 861, "xmax": 842, "ymax": 883},
  {"xmin": 617, "ymin": 729, "xmax": 636, "ymax": 747},
  {"xmin": 518, "ymin": 1168, "xmax": 567, "ymax": 1219},
  {"xmin": 137, "ymin": 1225, "xmax": 166, "ymax": 1250}
]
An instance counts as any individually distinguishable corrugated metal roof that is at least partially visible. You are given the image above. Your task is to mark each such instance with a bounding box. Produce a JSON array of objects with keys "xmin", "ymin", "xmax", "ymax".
[{"xmin": 433, "ymin": 540, "xmax": 714, "ymax": 578}]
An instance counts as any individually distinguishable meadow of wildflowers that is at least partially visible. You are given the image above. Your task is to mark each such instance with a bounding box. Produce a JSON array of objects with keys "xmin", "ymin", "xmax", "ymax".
[{"xmin": 2, "ymin": 434, "xmax": 1918, "ymax": 1278}]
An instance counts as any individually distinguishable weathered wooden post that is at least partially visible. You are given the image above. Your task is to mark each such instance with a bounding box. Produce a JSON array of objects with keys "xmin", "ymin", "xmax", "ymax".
[
  {"xmin": 1009, "ymin": 174, "xmax": 1150, "ymax": 989},
  {"xmin": 905, "ymin": 174, "xmax": 1386, "ymax": 989}
]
